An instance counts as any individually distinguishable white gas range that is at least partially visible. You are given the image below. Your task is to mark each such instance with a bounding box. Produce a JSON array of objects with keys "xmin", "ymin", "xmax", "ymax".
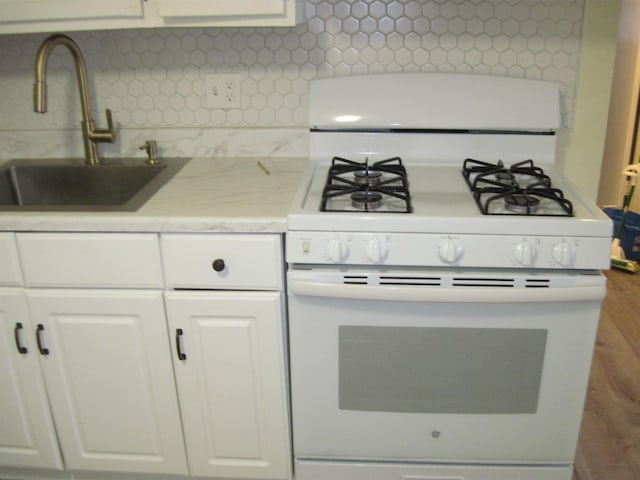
[
  {"xmin": 287, "ymin": 73, "xmax": 611, "ymax": 270},
  {"xmin": 286, "ymin": 74, "xmax": 611, "ymax": 480}
]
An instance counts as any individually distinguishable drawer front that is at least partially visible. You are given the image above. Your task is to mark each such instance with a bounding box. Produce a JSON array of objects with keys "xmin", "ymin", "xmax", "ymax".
[
  {"xmin": 0, "ymin": 233, "xmax": 23, "ymax": 286},
  {"xmin": 16, "ymin": 233, "xmax": 162, "ymax": 288},
  {"xmin": 161, "ymin": 234, "xmax": 282, "ymax": 290}
]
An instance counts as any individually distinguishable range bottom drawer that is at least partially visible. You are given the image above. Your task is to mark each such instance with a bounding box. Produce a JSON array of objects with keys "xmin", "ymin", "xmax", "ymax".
[{"xmin": 294, "ymin": 460, "xmax": 572, "ymax": 480}]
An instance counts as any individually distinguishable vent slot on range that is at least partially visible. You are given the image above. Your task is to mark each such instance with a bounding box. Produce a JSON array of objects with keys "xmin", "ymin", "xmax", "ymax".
[
  {"xmin": 452, "ymin": 277, "xmax": 515, "ymax": 288},
  {"xmin": 525, "ymin": 278, "xmax": 551, "ymax": 288},
  {"xmin": 451, "ymin": 277, "xmax": 552, "ymax": 288},
  {"xmin": 343, "ymin": 275, "xmax": 368, "ymax": 285},
  {"xmin": 380, "ymin": 276, "xmax": 442, "ymax": 286},
  {"xmin": 342, "ymin": 275, "xmax": 443, "ymax": 286}
]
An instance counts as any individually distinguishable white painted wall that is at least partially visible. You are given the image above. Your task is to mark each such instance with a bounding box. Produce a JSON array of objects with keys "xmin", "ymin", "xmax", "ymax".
[
  {"xmin": 596, "ymin": 0, "xmax": 640, "ymax": 211},
  {"xmin": 557, "ymin": 0, "xmax": 621, "ymax": 202}
]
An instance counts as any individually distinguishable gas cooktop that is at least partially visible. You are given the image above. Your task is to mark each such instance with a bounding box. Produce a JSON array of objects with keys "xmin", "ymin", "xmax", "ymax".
[{"xmin": 317, "ymin": 156, "xmax": 577, "ymax": 218}]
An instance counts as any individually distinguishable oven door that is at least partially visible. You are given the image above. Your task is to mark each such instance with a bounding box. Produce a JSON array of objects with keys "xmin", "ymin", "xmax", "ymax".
[{"xmin": 287, "ymin": 268, "xmax": 605, "ymax": 464}]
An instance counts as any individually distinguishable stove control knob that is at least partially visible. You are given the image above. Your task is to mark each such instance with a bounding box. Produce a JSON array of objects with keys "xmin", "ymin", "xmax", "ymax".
[
  {"xmin": 552, "ymin": 239, "xmax": 575, "ymax": 267},
  {"xmin": 438, "ymin": 238, "xmax": 463, "ymax": 263},
  {"xmin": 326, "ymin": 237, "xmax": 349, "ymax": 262},
  {"xmin": 365, "ymin": 237, "xmax": 388, "ymax": 263},
  {"xmin": 514, "ymin": 240, "xmax": 537, "ymax": 266}
]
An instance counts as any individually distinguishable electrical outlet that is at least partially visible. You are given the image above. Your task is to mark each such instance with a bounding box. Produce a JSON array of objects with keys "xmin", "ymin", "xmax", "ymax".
[{"xmin": 205, "ymin": 74, "xmax": 241, "ymax": 109}]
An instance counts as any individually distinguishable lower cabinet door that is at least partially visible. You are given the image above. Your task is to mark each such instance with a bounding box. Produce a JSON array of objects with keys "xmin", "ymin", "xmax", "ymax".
[
  {"xmin": 0, "ymin": 290, "xmax": 62, "ymax": 470},
  {"xmin": 26, "ymin": 290, "xmax": 188, "ymax": 475},
  {"xmin": 165, "ymin": 291, "xmax": 291, "ymax": 479}
]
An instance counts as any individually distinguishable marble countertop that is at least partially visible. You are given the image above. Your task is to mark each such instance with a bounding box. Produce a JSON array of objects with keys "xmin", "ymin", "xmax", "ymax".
[{"xmin": 0, "ymin": 156, "xmax": 308, "ymax": 233}]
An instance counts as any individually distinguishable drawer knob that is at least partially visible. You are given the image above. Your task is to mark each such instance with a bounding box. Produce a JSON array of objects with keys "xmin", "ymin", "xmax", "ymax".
[{"xmin": 212, "ymin": 258, "xmax": 226, "ymax": 272}]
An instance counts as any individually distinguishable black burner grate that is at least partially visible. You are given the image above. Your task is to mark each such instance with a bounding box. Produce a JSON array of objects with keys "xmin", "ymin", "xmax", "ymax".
[
  {"xmin": 462, "ymin": 158, "xmax": 573, "ymax": 216},
  {"xmin": 320, "ymin": 157, "xmax": 412, "ymax": 213}
]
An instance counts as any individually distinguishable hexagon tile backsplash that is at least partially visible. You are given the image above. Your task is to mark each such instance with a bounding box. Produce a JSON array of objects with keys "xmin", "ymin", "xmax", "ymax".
[{"xmin": 0, "ymin": 0, "xmax": 583, "ymax": 135}]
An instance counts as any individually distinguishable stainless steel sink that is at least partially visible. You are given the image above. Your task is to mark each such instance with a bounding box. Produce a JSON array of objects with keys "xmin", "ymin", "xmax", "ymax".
[{"xmin": 0, "ymin": 158, "xmax": 188, "ymax": 211}]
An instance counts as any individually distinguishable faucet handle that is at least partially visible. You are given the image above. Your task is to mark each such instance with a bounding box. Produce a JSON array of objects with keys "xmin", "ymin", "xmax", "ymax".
[
  {"xmin": 88, "ymin": 108, "xmax": 117, "ymax": 143},
  {"xmin": 105, "ymin": 108, "xmax": 115, "ymax": 134}
]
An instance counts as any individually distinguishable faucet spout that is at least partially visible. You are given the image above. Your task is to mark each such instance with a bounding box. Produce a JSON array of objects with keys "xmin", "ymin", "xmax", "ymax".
[{"xmin": 34, "ymin": 34, "xmax": 116, "ymax": 165}]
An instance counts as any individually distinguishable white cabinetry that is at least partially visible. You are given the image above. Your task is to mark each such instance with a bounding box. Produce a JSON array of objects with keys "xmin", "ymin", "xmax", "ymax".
[
  {"xmin": 162, "ymin": 233, "xmax": 291, "ymax": 479},
  {"xmin": 0, "ymin": 232, "xmax": 61, "ymax": 470},
  {"xmin": 26, "ymin": 290, "xmax": 188, "ymax": 475},
  {"xmin": 0, "ymin": 289, "xmax": 62, "ymax": 470},
  {"xmin": 16, "ymin": 232, "xmax": 163, "ymax": 289},
  {"xmin": 0, "ymin": 0, "xmax": 304, "ymax": 34},
  {"xmin": 155, "ymin": 0, "xmax": 304, "ymax": 27},
  {"xmin": 0, "ymin": 233, "xmax": 22, "ymax": 286},
  {"xmin": 162, "ymin": 233, "xmax": 283, "ymax": 290},
  {"xmin": 0, "ymin": 231, "xmax": 291, "ymax": 480},
  {"xmin": 0, "ymin": 0, "xmax": 145, "ymax": 33},
  {"xmin": 8, "ymin": 232, "xmax": 188, "ymax": 475},
  {"xmin": 0, "ymin": 0, "xmax": 143, "ymax": 22},
  {"xmin": 166, "ymin": 292, "xmax": 289, "ymax": 479}
]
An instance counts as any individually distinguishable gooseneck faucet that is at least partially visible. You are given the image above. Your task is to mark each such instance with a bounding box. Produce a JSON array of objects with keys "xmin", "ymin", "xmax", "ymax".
[{"xmin": 34, "ymin": 34, "xmax": 116, "ymax": 165}]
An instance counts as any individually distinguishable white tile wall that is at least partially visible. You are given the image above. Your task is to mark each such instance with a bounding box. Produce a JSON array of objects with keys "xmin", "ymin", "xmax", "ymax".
[{"xmin": 0, "ymin": 0, "xmax": 584, "ymax": 132}]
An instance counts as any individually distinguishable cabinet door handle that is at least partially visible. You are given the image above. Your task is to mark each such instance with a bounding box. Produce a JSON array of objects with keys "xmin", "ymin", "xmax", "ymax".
[
  {"xmin": 36, "ymin": 324, "xmax": 49, "ymax": 355},
  {"xmin": 14, "ymin": 322, "xmax": 28, "ymax": 354},
  {"xmin": 175, "ymin": 328, "xmax": 187, "ymax": 360}
]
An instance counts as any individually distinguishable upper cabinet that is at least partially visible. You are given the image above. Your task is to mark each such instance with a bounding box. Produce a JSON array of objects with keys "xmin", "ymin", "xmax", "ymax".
[
  {"xmin": 155, "ymin": 0, "xmax": 305, "ymax": 26},
  {"xmin": 0, "ymin": 0, "xmax": 146, "ymax": 33},
  {"xmin": 0, "ymin": 0, "xmax": 143, "ymax": 22},
  {"xmin": 0, "ymin": 0, "xmax": 305, "ymax": 34}
]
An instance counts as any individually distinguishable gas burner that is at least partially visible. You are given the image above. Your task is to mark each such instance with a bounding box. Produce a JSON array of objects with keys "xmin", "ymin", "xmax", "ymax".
[
  {"xmin": 504, "ymin": 193, "xmax": 540, "ymax": 214},
  {"xmin": 351, "ymin": 191, "xmax": 383, "ymax": 210},
  {"xmin": 463, "ymin": 159, "xmax": 551, "ymax": 189},
  {"xmin": 353, "ymin": 169, "xmax": 382, "ymax": 186},
  {"xmin": 494, "ymin": 171, "xmax": 514, "ymax": 182},
  {"xmin": 462, "ymin": 158, "xmax": 573, "ymax": 216},
  {"xmin": 320, "ymin": 156, "xmax": 412, "ymax": 213}
]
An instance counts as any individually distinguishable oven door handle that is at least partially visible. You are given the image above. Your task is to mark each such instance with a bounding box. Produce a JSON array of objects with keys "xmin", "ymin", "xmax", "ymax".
[{"xmin": 288, "ymin": 279, "xmax": 605, "ymax": 303}]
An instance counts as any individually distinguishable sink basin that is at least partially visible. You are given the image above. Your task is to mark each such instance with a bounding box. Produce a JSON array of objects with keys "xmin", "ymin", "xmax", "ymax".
[{"xmin": 0, "ymin": 158, "xmax": 188, "ymax": 211}]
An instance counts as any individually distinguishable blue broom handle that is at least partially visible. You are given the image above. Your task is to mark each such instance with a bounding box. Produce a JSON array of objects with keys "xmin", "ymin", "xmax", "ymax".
[{"xmin": 616, "ymin": 183, "xmax": 636, "ymax": 239}]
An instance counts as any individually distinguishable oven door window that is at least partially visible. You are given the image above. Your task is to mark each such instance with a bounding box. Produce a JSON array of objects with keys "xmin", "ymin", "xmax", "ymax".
[{"xmin": 339, "ymin": 326, "xmax": 547, "ymax": 414}]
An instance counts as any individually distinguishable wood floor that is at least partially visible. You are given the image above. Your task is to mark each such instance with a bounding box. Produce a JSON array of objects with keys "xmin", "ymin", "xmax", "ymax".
[{"xmin": 572, "ymin": 269, "xmax": 640, "ymax": 480}]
